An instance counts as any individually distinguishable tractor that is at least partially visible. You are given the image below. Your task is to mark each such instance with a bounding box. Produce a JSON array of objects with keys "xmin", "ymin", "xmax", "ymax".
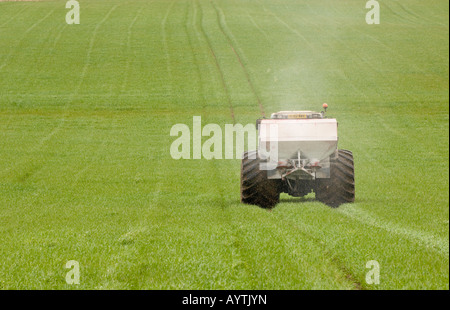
[{"xmin": 240, "ymin": 104, "xmax": 355, "ymax": 208}]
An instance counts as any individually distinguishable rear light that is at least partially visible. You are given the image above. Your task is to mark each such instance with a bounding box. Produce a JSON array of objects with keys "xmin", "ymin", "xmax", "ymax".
[
  {"xmin": 306, "ymin": 161, "xmax": 321, "ymax": 168},
  {"xmin": 277, "ymin": 161, "xmax": 292, "ymax": 168}
]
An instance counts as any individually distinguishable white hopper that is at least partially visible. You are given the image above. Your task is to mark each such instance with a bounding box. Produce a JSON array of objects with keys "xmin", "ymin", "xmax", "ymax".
[{"xmin": 258, "ymin": 119, "xmax": 338, "ymax": 162}]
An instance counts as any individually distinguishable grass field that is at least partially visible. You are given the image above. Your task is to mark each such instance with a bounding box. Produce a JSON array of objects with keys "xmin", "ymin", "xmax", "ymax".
[{"xmin": 0, "ymin": 0, "xmax": 448, "ymax": 290}]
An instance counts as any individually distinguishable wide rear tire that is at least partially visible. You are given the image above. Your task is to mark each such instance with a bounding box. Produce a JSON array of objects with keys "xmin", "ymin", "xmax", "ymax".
[
  {"xmin": 240, "ymin": 151, "xmax": 280, "ymax": 208},
  {"xmin": 315, "ymin": 149, "xmax": 355, "ymax": 207}
]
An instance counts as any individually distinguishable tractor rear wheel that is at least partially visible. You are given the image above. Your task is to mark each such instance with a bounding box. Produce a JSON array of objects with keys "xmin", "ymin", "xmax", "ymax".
[
  {"xmin": 315, "ymin": 149, "xmax": 355, "ymax": 207},
  {"xmin": 240, "ymin": 151, "xmax": 280, "ymax": 208}
]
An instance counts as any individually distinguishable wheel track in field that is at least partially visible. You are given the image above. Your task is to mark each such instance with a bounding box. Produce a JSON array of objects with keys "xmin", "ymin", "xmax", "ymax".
[
  {"xmin": 197, "ymin": 0, "xmax": 235, "ymax": 123},
  {"xmin": 210, "ymin": 0, "xmax": 266, "ymax": 118},
  {"xmin": 337, "ymin": 206, "xmax": 449, "ymax": 257},
  {"xmin": 161, "ymin": 0, "xmax": 176, "ymax": 94},
  {"xmin": 254, "ymin": 0, "xmax": 322, "ymax": 103},
  {"xmin": 184, "ymin": 0, "xmax": 206, "ymax": 107},
  {"xmin": 40, "ymin": 2, "xmax": 122, "ymax": 153},
  {"xmin": 191, "ymin": 5, "xmax": 268, "ymax": 277},
  {"xmin": 0, "ymin": 7, "xmax": 59, "ymax": 180},
  {"xmin": 1, "ymin": 1, "xmax": 125, "ymax": 208},
  {"xmin": 189, "ymin": 0, "xmax": 235, "ymax": 214},
  {"xmin": 303, "ymin": 1, "xmax": 432, "ymax": 134},
  {"xmin": 258, "ymin": 0, "xmax": 313, "ymax": 50},
  {"xmin": 0, "ymin": 5, "xmax": 28, "ymax": 28},
  {"xmin": 70, "ymin": 137, "xmax": 108, "ymax": 188},
  {"xmin": 48, "ymin": 2, "xmax": 124, "ymax": 132},
  {"xmin": 326, "ymin": 1, "xmax": 438, "ymax": 79},
  {"xmin": 47, "ymin": 23, "xmax": 69, "ymax": 57},
  {"xmin": 254, "ymin": 0, "xmax": 340, "ymax": 105},
  {"xmin": 390, "ymin": 0, "xmax": 440, "ymax": 26},
  {"xmin": 77, "ymin": 3, "xmax": 123, "ymax": 93},
  {"xmin": 382, "ymin": 1, "xmax": 445, "ymax": 27},
  {"xmin": 259, "ymin": 0, "xmax": 417, "ymax": 105},
  {"xmin": 0, "ymin": 6, "xmax": 56, "ymax": 142},
  {"xmin": 307, "ymin": 1, "xmax": 416, "ymax": 103},
  {"xmin": 120, "ymin": 3, "xmax": 146, "ymax": 94},
  {"xmin": 26, "ymin": 19, "xmax": 68, "ymax": 90},
  {"xmin": 8, "ymin": 2, "xmax": 132, "ymax": 188},
  {"xmin": 302, "ymin": 0, "xmax": 435, "ymax": 121},
  {"xmin": 275, "ymin": 202, "xmax": 447, "ymax": 287},
  {"xmin": 185, "ymin": 0, "xmax": 225, "ymax": 201},
  {"xmin": 246, "ymin": 12, "xmax": 270, "ymax": 41},
  {"xmin": 382, "ymin": 0, "xmax": 418, "ymax": 25},
  {"xmin": 189, "ymin": 1, "xmax": 255, "ymax": 280},
  {"xmin": 347, "ymin": 26, "xmax": 436, "ymax": 78},
  {"xmin": 342, "ymin": 135, "xmax": 448, "ymax": 256},
  {"xmin": 271, "ymin": 210, "xmax": 364, "ymax": 290},
  {"xmin": 190, "ymin": 4, "xmax": 242, "ymax": 272},
  {"xmin": 0, "ymin": 2, "xmax": 123, "ymax": 181},
  {"xmin": 0, "ymin": 7, "xmax": 57, "ymax": 71},
  {"xmin": 72, "ymin": 2, "xmax": 146, "ymax": 188},
  {"xmin": 98, "ymin": 0, "xmax": 164, "ymax": 281},
  {"xmin": 380, "ymin": 1, "xmax": 448, "ymax": 67},
  {"xmin": 233, "ymin": 0, "xmax": 270, "ymax": 42}
]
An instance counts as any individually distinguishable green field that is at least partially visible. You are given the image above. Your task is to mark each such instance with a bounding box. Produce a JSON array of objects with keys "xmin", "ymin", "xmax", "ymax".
[{"xmin": 0, "ymin": 0, "xmax": 448, "ymax": 290}]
